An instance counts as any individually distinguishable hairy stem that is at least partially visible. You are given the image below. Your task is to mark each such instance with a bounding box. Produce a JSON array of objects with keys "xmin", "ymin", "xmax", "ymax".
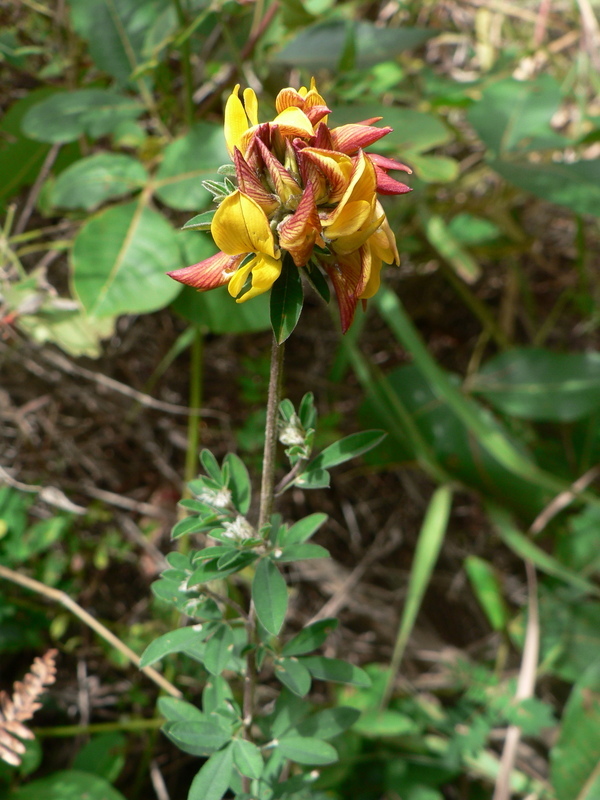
[
  {"xmin": 241, "ymin": 335, "xmax": 284, "ymax": 792},
  {"xmin": 258, "ymin": 336, "xmax": 285, "ymax": 530}
]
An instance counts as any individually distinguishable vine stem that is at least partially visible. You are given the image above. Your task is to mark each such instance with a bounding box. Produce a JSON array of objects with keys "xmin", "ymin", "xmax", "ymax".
[{"xmin": 241, "ymin": 335, "xmax": 284, "ymax": 792}]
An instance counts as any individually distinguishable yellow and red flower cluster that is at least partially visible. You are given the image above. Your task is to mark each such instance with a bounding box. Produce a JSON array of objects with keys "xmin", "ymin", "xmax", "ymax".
[{"xmin": 168, "ymin": 80, "xmax": 411, "ymax": 332}]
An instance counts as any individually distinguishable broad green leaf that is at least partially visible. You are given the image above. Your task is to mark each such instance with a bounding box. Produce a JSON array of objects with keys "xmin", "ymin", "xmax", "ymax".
[
  {"xmin": 274, "ymin": 543, "xmax": 330, "ymax": 562},
  {"xmin": 300, "ymin": 656, "xmax": 371, "ymax": 687},
  {"xmin": 164, "ymin": 721, "xmax": 231, "ymax": 756},
  {"xmin": 9, "ymin": 770, "xmax": 127, "ymax": 800},
  {"xmin": 154, "ymin": 124, "xmax": 229, "ymax": 211},
  {"xmin": 157, "ymin": 697, "xmax": 205, "ymax": 724},
  {"xmin": 71, "ymin": 734, "xmax": 126, "ymax": 783},
  {"xmin": 16, "ymin": 306, "xmax": 115, "ymax": 359},
  {"xmin": 282, "ymin": 618, "xmax": 338, "ymax": 657},
  {"xmin": 278, "ymin": 513, "xmax": 327, "ymax": 547},
  {"xmin": 419, "ymin": 208, "xmax": 481, "ymax": 282},
  {"xmin": 68, "ymin": 0, "xmax": 161, "ymax": 85},
  {"xmin": 274, "ymin": 20, "xmax": 433, "ymax": 69},
  {"xmin": 49, "ymin": 153, "xmax": 148, "ymax": 210},
  {"xmin": 550, "ymin": 662, "xmax": 600, "ymax": 800},
  {"xmin": 270, "ymin": 254, "xmax": 304, "ymax": 344},
  {"xmin": 140, "ymin": 625, "xmax": 210, "ymax": 667},
  {"xmin": 0, "ymin": 88, "xmax": 69, "ymax": 208},
  {"xmin": 473, "ymin": 348, "xmax": 600, "ymax": 421},
  {"xmin": 468, "ymin": 75, "xmax": 565, "ymax": 157},
  {"xmin": 223, "ymin": 453, "xmax": 251, "ymax": 514},
  {"xmin": 489, "ymin": 158, "xmax": 600, "ymax": 218},
  {"xmin": 330, "ymin": 105, "xmax": 451, "ymax": 155},
  {"xmin": 204, "ymin": 623, "xmax": 235, "ymax": 676},
  {"xmin": 276, "ymin": 735, "xmax": 338, "ymax": 766},
  {"xmin": 252, "ymin": 559, "xmax": 288, "ymax": 636},
  {"xmin": 188, "ymin": 745, "xmax": 234, "ymax": 800},
  {"xmin": 307, "ymin": 430, "xmax": 387, "ymax": 471},
  {"xmin": 21, "ymin": 90, "xmax": 144, "ymax": 143},
  {"xmin": 275, "ymin": 657, "xmax": 312, "ymax": 697},
  {"xmin": 464, "ymin": 556, "xmax": 508, "ymax": 631},
  {"xmin": 232, "ymin": 738, "xmax": 264, "ymax": 780},
  {"xmin": 447, "ymin": 213, "xmax": 502, "ymax": 245},
  {"xmin": 72, "ymin": 201, "xmax": 181, "ymax": 317},
  {"xmin": 404, "ymin": 152, "xmax": 459, "ymax": 183},
  {"xmin": 172, "ymin": 284, "xmax": 272, "ymax": 334},
  {"xmin": 296, "ymin": 706, "xmax": 361, "ymax": 740}
]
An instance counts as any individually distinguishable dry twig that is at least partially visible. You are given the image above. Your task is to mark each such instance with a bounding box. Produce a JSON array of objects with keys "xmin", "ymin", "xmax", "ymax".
[
  {"xmin": 0, "ymin": 650, "xmax": 58, "ymax": 766},
  {"xmin": 0, "ymin": 565, "xmax": 182, "ymax": 700}
]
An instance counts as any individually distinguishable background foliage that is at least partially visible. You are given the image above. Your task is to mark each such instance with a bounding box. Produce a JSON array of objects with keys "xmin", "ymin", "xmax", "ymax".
[{"xmin": 1, "ymin": 0, "xmax": 600, "ymax": 798}]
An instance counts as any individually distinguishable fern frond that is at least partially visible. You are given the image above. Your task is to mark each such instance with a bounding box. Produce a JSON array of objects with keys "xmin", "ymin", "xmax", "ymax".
[{"xmin": 0, "ymin": 649, "xmax": 58, "ymax": 766}]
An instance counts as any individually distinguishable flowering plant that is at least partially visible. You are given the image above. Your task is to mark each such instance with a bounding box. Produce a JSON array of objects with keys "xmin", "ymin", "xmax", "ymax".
[
  {"xmin": 169, "ymin": 79, "xmax": 411, "ymax": 336},
  {"xmin": 143, "ymin": 81, "xmax": 411, "ymax": 800}
]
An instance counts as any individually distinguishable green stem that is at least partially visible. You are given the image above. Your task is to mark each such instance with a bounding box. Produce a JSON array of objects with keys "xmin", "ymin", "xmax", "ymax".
[
  {"xmin": 258, "ymin": 335, "xmax": 285, "ymax": 530},
  {"xmin": 241, "ymin": 335, "xmax": 284, "ymax": 793}
]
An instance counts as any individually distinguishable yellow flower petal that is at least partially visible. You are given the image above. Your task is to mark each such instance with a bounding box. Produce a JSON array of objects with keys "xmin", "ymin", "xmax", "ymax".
[
  {"xmin": 243, "ymin": 88, "xmax": 259, "ymax": 126},
  {"xmin": 212, "ymin": 191, "xmax": 278, "ymax": 259},
  {"xmin": 227, "ymin": 257, "xmax": 255, "ymax": 298},
  {"xmin": 360, "ymin": 248, "xmax": 383, "ymax": 299},
  {"xmin": 322, "ymin": 200, "xmax": 372, "ymax": 239},
  {"xmin": 332, "ymin": 212, "xmax": 385, "ymax": 255},
  {"xmin": 224, "ymin": 85, "xmax": 250, "ymax": 155},
  {"xmin": 228, "ymin": 253, "xmax": 282, "ymax": 302},
  {"xmin": 273, "ymin": 106, "xmax": 315, "ymax": 138},
  {"xmin": 371, "ymin": 202, "xmax": 400, "ymax": 265}
]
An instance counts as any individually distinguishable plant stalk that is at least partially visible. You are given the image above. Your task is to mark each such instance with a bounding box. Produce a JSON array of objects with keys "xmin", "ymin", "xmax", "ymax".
[
  {"xmin": 258, "ymin": 335, "xmax": 285, "ymax": 530},
  {"xmin": 241, "ymin": 335, "xmax": 284, "ymax": 793}
]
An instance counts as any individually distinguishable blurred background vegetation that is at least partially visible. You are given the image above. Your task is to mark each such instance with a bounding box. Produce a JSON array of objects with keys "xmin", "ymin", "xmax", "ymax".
[{"xmin": 1, "ymin": 0, "xmax": 600, "ymax": 798}]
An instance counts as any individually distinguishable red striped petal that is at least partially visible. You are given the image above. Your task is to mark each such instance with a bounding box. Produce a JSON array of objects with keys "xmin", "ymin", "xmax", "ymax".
[
  {"xmin": 233, "ymin": 148, "xmax": 280, "ymax": 213},
  {"xmin": 322, "ymin": 249, "xmax": 366, "ymax": 333},
  {"xmin": 279, "ymin": 182, "xmax": 321, "ymax": 266},
  {"xmin": 369, "ymin": 153, "xmax": 412, "ymax": 174},
  {"xmin": 374, "ymin": 166, "xmax": 412, "ymax": 195},
  {"xmin": 330, "ymin": 123, "xmax": 392, "ymax": 155},
  {"xmin": 167, "ymin": 252, "xmax": 245, "ymax": 291},
  {"xmin": 305, "ymin": 105, "xmax": 331, "ymax": 125}
]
